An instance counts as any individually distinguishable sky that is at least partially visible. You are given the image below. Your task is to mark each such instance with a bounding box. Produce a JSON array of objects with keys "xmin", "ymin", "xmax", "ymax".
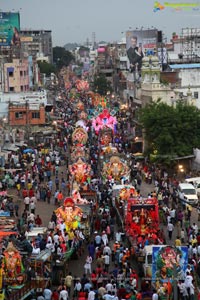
[{"xmin": 1, "ymin": 0, "xmax": 200, "ymax": 46}]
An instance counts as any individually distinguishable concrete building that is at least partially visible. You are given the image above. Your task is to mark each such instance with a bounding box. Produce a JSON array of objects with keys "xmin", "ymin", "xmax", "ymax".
[
  {"xmin": 20, "ymin": 30, "xmax": 53, "ymax": 64},
  {"xmin": 3, "ymin": 58, "xmax": 29, "ymax": 93},
  {"xmin": 8, "ymin": 102, "xmax": 46, "ymax": 126},
  {"xmin": 0, "ymin": 90, "xmax": 48, "ymax": 118},
  {"xmin": 169, "ymin": 64, "xmax": 200, "ymax": 108}
]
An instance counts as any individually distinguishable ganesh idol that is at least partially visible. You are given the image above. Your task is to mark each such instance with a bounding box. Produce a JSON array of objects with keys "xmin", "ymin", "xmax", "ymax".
[
  {"xmin": 69, "ymin": 157, "xmax": 91, "ymax": 184},
  {"xmin": 55, "ymin": 197, "xmax": 83, "ymax": 231},
  {"xmin": 2, "ymin": 242, "xmax": 24, "ymax": 285},
  {"xmin": 102, "ymin": 156, "xmax": 130, "ymax": 182}
]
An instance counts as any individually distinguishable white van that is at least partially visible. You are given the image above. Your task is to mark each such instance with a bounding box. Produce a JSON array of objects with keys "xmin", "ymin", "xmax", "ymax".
[
  {"xmin": 185, "ymin": 177, "xmax": 200, "ymax": 197},
  {"xmin": 177, "ymin": 183, "xmax": 198, "ymax": 205}
]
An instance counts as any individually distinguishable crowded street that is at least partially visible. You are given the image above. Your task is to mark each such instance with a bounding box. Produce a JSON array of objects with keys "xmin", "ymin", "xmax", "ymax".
[
  {"xmin": 0, "ymin": 75, "xmax": 199, "ymax": 300},
  {"xmin": 1, "ymin": 2, "xmax": 200, "ymax": 299}
]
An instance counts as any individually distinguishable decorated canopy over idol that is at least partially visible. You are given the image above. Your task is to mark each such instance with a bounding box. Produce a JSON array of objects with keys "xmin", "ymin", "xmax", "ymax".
[
  {"xmin": 55, "ymin": 197, "xmax": 83, "ymax": 232},
  {"xmin": 102, "ymin": 156, "xmax": 130, "ymax": 182},
  {"xmin": 72, "ymin": 127, "xmax": 88, "ymax": 145},
  {"xmin": 99, "ymin": 128, "xmax": 113, "ymax": 146},
  {"xmin": 75, "ymin": 79, "xmax": 89, "ymax": 92},
  {"xmin": 69, "ymin": 157, "xmax": 91, "ymax": 184},
  {"xmin": 92, "ymin": 109, "xmax": 117, "ymax": 134}
]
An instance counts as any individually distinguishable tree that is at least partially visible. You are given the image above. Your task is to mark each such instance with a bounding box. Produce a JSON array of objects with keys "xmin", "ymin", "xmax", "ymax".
[
  {"xmin": 139, "ymin": 100, "xmax": 200, "ymax": 159},
  {"xmin": 37, "ymin": 61, "xmax": 56, "ymax": 76},
  {"xmin": 92, "ymin": 74, "xmax": 113, "ymax": 96},
  {"xmin": 53, "ymin": 46, "xmax": 74, "ymax": 70}
]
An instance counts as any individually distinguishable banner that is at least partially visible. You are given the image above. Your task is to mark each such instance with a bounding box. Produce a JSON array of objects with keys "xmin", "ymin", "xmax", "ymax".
[
  {"xmin": 152, "ymin": 245, "xmax": 188, "ymax": 281},
  {"xmin": 0, "ymin": 12, "xmax": 20, "ymax": 46}
]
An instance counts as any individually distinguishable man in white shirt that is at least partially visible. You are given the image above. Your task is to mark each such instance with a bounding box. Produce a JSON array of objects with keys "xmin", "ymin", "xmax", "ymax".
[
  {"xmin": 103, "ymin": 253, "xmax": 110, "ymax": 272},
  {"xmin": 53, "ymin": 233, "xmax": 59, "ymax": 245},
  {"xmin": 185, "ymin": 272, "xmax": 193, "ymax": 290},
  {"xmin": 24, "ymin": 196, "xmax": 30, "ymax": 210},
  {"xmin": 43, "ymin": 287, "xmax": 52, "ymax": 300},
  {"xmin": 167, "ymin": 221, "xmax": 174, "ymax": 240},
  {"xmin": 115, "ymin": 231, "xmax": 122, "ymax": 243},
  {"xmin": 152, "ymin": 289, "xmax": 158, "ymax": 300},
  {"xmin": 103, "ymin": 245, "xmax": 111, "ymax": 256},
  {"xmin": 59, "ymin": 286, "xmax": 68, "ymax": 300},
  {"xmin": 88, "ymin": 288, "xmax": 96, "ymax": 300}
]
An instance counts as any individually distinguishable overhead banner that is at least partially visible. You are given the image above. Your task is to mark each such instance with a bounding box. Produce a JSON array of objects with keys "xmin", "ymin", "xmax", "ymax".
[
  {"xmin": 0, "ymin": 12, "xmax": 20, "ymax": 46},
  {"xmin": 126, "ymin": 29, "xmax": 158, "ymax": 54}
]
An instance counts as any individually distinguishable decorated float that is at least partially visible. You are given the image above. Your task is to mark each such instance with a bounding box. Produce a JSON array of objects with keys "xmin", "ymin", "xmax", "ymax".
[
  {"xmin": 99, "ymin": 128, "xmax": 113, "ymax": 146},
  {"xmin": 75, "ymin": 80, "xmax": 89, "ymax": 92},
  {"xmin": 125, "ymin": 197, "xmax": 159, "ymax": 238},
  {"xmin": 102, "ymin": 156, "xmax": 130, "ymax": 183},
  {"xmin": 55, "ymin": 197, "xmax": 83, "ymax": 232},
  {"xmin": 72, "ymin": 127, "xmax": 88, "ymax": 145},
  {"xmin": 2, "ymin": 242, "xmax": 24, "ymax": 286},
  {"xmin": 69, "ymin": 157, "xmax": 91, "ymax": 186},
  {"xmin": 92, "ymin": 109, "xmax": 117, "ymax": 134}
]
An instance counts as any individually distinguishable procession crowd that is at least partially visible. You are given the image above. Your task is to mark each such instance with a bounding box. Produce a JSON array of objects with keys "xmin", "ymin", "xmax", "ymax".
[{"xmin": 0, "ymin": 79, "xmax": 200, "ymax": 300}]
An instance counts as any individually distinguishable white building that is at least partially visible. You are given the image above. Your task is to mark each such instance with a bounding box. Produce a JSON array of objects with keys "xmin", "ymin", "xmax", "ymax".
[
  {"xmin": 0, "ymin": 90, "xmax": 48, "ymax": 118},
  {"xmin": 169, "ymin": 64, "xmax": 200, "ymax": 108}
]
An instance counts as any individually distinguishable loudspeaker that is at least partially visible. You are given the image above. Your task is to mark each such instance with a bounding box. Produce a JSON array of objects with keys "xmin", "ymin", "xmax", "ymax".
[{"xmin": 158, "ymin": 31, "xmax": 162, "ymax": 43}]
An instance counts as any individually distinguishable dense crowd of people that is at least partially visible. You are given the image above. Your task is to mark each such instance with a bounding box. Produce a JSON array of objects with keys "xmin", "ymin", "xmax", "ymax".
[{"xmin": 1, "ymin": 76, "xmax": 200, "ymax": 300}]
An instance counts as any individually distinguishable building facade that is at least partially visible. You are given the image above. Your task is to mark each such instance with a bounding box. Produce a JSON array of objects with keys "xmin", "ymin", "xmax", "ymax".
[
  {"xmin": 9, "ymin": 102, "xmax": 46, "ymax": 126},
  {"xmin": 3, "ymin": 58, "xmax": 29, "ymax": 93},
  {"xmin": 20, "ymin": 30, "xmax": 53, "ymax": 64}
]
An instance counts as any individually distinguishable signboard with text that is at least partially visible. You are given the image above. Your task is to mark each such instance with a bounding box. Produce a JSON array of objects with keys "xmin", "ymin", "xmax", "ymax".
[{"xmin": 0, "ymin": 12, "xmax": 20, "ymax": 46}]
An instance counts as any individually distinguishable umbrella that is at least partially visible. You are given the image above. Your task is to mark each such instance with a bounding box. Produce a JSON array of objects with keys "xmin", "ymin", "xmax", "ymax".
[{"xmin": 23, "ymin": 149, "xmax": 34, "ymax": 154}]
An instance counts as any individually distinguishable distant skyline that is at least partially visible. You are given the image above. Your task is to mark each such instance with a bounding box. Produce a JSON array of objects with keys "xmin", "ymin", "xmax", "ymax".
[{"xmin": 1, "ymin": 0, "xmax": 200, "ymax": 46}]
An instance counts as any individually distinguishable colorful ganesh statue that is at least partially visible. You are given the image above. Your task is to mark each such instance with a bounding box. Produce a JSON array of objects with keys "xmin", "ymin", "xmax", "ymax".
[
  {"xmin": 92, "ymin": 109, "xmax": 117, "ymax": 134},
  {"xmin": 2, "ymin": 242, "xmax": 24, "ymax": 286},
  {"xmin": 102, "ymin": 156, "xmax": 130, "ymax": 183},
  {"xmin": 55, "ymin": 197, "xmax": 83, "ymax": 232},
  {"xmin": 72, "ymin": 127, "xmax": 88, "ymax": 145},
  {"xmin": 69, "ymin": 158, "xmax": 91, "ymax": 185}
]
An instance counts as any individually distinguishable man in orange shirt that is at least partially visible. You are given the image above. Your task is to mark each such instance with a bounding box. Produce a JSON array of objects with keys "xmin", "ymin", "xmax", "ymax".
[{"xmin": 57, "ymin": 191, "xmax": 64, "ymax": 203}]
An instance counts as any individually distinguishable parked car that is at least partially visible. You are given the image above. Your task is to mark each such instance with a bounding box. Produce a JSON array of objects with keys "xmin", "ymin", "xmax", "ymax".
[
  {"xmin": 185, "ymin": 177, "xmax": 200, "ymax": 198},
  {"xmin": 177, "ymin": 183, "xmax": 199, "ymax": 206}
]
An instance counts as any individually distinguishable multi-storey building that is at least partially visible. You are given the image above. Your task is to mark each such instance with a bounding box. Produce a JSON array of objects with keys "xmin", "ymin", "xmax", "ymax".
[
  {"xmin": 8, "ymin": 102, "xmax": 46, "ymax": 126},
  {"xmin": 3, "ymin": 58, "xmax": 29, "ymax": 93},
  {"xmin": 20, "ymin": 29, "xmax": 53, "ymax": 63}
]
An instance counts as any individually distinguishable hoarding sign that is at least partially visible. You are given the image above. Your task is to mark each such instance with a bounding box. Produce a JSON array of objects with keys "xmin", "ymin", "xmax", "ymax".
[
  {"xmin": 0, "ymin": 12, "xmax": 20, "ymax": 46},
  {"xmin": 152, "ymin": 245, "xmax": 188, "ymax": 281},
  {"xmin": 126, "ymin": 29, "xmax": 158, "ymax": 52},
  {"xmin": 126, "ymin": 29, "xmax": 158, "ymax": 75}
]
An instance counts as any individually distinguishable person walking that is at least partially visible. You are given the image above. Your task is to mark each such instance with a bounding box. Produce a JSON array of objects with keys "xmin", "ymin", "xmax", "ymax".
[
  {"xmin": 84, "ymin": 255, "xmax": 92, "ymax": 274},
  {"xmin": 167, "ymin": 221, "xmax": 174, "ymax": 240}
]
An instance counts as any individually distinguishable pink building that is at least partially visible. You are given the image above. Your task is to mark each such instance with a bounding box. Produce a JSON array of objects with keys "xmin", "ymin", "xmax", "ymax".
[{"xmin": 3, "ymin": 58, "xmax": 29, "ymax": 93}]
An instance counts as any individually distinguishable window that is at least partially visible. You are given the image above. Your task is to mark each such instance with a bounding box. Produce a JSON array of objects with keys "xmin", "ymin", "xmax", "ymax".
[
  {"xmin": 20, "ymin": 71, "xmax": 23, "ymax": 77},
  {"xmin": 32, "ymin": 112, "xmax": 40, "ymax": 119},
  {"xmin": 9, "ymin": 87, "xmax": 14, "ymax": 92},
  {"xmin": 8, "ymin": 71, "xmax": 13, "ymax": 77},
  {"xmin": 15, "ymin": 112, "xmax": 23, "ymax": 119},
  {"xmin": 194, "ymin": 92, "xmax": 199, "ymax": 99},
  {"xmin": 21, "ymin": 86, "xmax": 23, "ymax": 92}
]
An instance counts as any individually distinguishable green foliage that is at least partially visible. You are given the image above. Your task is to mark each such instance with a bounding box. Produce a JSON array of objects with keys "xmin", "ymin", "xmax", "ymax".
[
  {"xmin": 53, "ymin": 46, "xmax": 74, "ymax": 70},
  {"xmin": 37, "ymin": 61, "xmax": 56, "ymax": 76},
  {"xmin": 92, "ymin": 74, "xmax": 113, "ymax": 96},
  {"xmin": 139, "ymin": 101, "xmax": 200, "ymax": 159}
]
